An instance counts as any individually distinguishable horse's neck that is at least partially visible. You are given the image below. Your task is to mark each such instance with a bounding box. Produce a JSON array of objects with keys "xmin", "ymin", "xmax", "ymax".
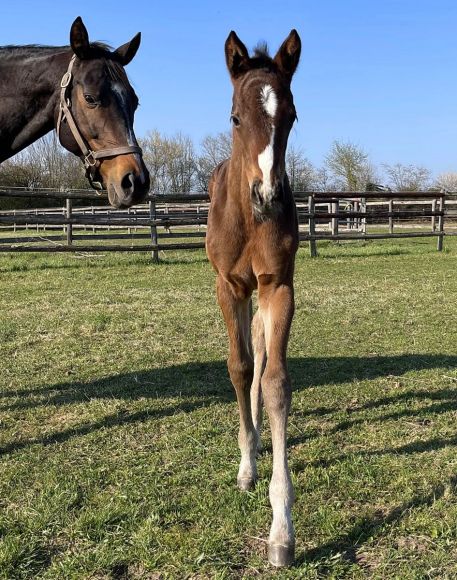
[
  {"xmin": 227, "ymin": 146, "xmax": 252, "ymax": 212},
  {"xmin": 0, "ymin": 49, "xmax": 70, "ymax": 161}
]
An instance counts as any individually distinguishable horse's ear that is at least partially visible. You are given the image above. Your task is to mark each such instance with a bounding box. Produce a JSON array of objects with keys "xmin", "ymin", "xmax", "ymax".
[
  {"xmin": 70, "ymin": 17, "xmax": 91, "ymax": 59},
  {"xmin": 274, "ymin": 29, "xmax": 301, "ymax": 82},
  {"xmin": 225, "ymin": 31, "xmax": 250, "ymax": 80},
  {"xmin": 114, "ymin": 32, "xmax": 141, "ymax": 66}
]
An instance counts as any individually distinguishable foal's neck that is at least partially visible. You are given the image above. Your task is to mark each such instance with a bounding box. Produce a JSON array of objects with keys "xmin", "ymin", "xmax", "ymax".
[{"xmin": 0, "ymin": 48, "xmax": 71, "ymax": 161}]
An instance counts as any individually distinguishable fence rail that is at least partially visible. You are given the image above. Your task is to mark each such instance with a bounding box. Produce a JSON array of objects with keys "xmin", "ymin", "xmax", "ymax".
[{"xmin": 0, "ymin": 187, "xmax": 455, "ymax": 258}]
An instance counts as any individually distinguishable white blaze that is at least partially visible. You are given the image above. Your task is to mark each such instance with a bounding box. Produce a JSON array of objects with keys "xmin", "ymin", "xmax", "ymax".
[
  {"xmin": 257, "ymin": 85, "xmax": 277, "ymax": 202},
  {"xmin": 258, "ymin": 130, "xmax": 275, "ymax": 200},
  {"xmin": 260, "ymin": 84, "xmax": 277, "ymax": 118},
  {"xmin": 112, "ymin": 82, "xmax": 144, "ymax": 182}
]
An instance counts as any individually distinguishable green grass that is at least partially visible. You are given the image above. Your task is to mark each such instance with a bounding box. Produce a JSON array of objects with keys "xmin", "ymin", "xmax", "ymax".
[{"xmin": 1, "ymin": 237, "xmax": 457, "ymax": 578}]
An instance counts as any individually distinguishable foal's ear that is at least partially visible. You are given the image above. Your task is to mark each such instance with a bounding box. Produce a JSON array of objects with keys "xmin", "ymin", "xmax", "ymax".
[
  {"xmin": 225, "ymin": 31, "xmax": 250, "ymax": 80},
  {"xmin": 70, "ymin": 17, "xmax": 91, "ymax": 60},
  {"xmin": 114, "ymin": 32, "xmax": 141, "ymax": 66},
  {"xmin": 274, "ymin": 29, "xmax": 301, "ymax": 82}
]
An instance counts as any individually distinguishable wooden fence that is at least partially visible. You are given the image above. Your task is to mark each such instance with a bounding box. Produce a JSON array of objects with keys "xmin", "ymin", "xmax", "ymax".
[{"xmin": 0, "ymin": 186, "xmax": 455, "ymax": 259}]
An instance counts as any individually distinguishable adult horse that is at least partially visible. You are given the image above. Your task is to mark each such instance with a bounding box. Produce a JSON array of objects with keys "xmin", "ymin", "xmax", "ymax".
[
  {"xmin": 206, "ymin": 30, "xmax": 301, "ymax": 567},
  {"xmin": 0, "ymin": 17, "xmax": 149, "ymax": 208}
]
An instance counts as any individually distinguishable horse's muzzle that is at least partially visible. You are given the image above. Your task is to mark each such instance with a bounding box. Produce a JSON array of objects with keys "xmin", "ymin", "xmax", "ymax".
[
  {"xmin": 251, "ymin": 179, "xmax": 283, "ymax": 217},
  {"xmin": 107, "ymin": 166, "xmax": 150, "ymax": 209}
]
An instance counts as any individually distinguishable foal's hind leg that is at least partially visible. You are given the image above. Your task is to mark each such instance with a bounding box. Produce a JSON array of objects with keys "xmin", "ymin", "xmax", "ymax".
[
  {"xmin": 251, "ymin": 309, "xmax": 266, "ymax": 453},
  {"xmin": 258, "ymin": 280, "xmax": 295, "ymax": 567},
  {"xmin": 216, "ymin": 277, "xmax": 258, "ymax": 490}
]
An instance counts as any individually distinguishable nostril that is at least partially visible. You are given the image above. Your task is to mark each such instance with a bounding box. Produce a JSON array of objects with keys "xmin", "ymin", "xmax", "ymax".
[
  {"xmin": 121, "ymin": 172, "xmax": 135, "ymax": 194},
  {"xmin": 251, "ymin": 180, "xmax": 262, "ymax": 206}
]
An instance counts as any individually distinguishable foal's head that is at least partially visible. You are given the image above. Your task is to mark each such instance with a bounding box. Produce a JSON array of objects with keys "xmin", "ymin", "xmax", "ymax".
[
  {"xmin": 58, "ymin": 18, "xmax": 150, "ymax": 208},
  {"xmin": 225, "ymin": 30, "xmax": 301, "ymax": 214}
]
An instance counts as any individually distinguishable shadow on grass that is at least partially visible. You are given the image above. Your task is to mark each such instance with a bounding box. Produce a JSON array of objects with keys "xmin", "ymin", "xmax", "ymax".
[
  {"xmin": 1, "ymin": 354, "xmax": 457, "ymax": 458},
  {"xmin": 296, "ymin": 475, "xmax": 457, "ymax": 568},
  {"xmin": 2, "ymin": 353, "xmax": 457, "ymax": 411}
]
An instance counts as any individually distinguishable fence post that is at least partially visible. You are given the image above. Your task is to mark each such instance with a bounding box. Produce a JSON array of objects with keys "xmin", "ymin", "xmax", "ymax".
[
  {"xmin": 331, "ymin": 200, "xmax": 339, "ymax": 237},
  {"xmin": 66, "ymin": 197, "xmax": 73, "ymax": 246},
  {"xmin": 389, "ymin": 199, "xmax": 394, "ymax": 234},
  {"xmin": 431, "ymin": 198, "xmax": 437, "ymax": 232},
  {"xmin": 361, "ymin": 197, "xmax": 367, "ymax": 234},
  {"xmin": 437, "ymin": 194, "xmax": 445, "ymax": 251},
  {"xmin": 353, "ymin": 200, "xmax": 359, "ymax": 230},
  {"xmin": 308, "ymin": 194, "xmax": 317, "ymax": 257},
  {"xmin": 149, "ymin": 198, "xmax": 159, "ymax": 263}
]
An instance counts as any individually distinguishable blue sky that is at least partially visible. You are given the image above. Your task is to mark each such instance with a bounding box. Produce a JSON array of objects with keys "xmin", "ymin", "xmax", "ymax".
[{"xmin": 2, "ymin": 0, "xmax": 457, "ymax": 176}]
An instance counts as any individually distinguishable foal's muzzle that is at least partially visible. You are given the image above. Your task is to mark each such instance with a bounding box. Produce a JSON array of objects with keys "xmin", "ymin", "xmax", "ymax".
[{"xmin": 251, "ymin": 179, "xmax": 283, "ymax": 215}]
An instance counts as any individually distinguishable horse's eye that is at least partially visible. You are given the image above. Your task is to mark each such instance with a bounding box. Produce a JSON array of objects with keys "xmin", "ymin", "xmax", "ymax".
[
  {"xmin": 84, "ymin": 94, "xmax": 98, "ymax": 107},
  {"xmin": 230, "ymin": 115, "xmax": 240, "ymax": 127}
]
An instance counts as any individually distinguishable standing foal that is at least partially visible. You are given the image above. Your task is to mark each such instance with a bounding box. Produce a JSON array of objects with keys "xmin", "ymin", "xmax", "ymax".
[{"xmin": 206, "ymin": 30, "xmax": 301, "ymax": 567}]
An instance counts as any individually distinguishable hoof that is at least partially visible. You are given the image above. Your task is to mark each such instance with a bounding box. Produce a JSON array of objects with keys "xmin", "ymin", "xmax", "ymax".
[
  {"xmin": 237, "ymin": 477, "xmax": 256, "ymax": 491},
  {"xmin": 268, "ymin": 542, "xmax": 295, "ymax": 567}
]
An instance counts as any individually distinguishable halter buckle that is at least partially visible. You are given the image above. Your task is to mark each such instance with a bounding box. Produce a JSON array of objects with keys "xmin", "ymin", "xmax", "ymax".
[
  {"xmin": 84, "ymin": 151, "xmax": 97, "ymax": 167},
  {"xmin": 61, "ymin": 72, "xmax": 72, "ymax": 88}
]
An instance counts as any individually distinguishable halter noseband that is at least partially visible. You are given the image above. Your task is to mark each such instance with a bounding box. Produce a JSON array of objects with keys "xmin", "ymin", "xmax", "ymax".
[{"xmin": 56, "ymin": 55, "xmax": 142, "ymax": 190}]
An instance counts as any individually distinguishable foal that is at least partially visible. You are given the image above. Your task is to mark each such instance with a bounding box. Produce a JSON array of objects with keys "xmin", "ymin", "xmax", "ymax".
[{"xmin": 206, "ymin": 30, "xmax": 301, "ymax": 567}]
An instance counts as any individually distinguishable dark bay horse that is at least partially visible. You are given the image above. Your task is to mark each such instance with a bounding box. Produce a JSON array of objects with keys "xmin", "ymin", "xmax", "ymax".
[
  {"xmin": 0, "ymin": 17, "xmax": 149, "ymax": 207},
  {"xmin": 206, "ymin": 30, "xmax": 301, "ymax": 567}
]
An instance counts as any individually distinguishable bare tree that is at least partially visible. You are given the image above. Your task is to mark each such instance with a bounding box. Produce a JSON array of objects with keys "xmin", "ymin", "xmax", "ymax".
[
  {"xmin": 139, "ymin": 130, "xmax": 170, "ymax": 193},
  {"xmin": 434, "ymin": 171, "xmax": 457, "ymax": 192},
  {"xmin": 140, "ymin": 130, "xmax": 197, "ymax": 193},
  {"xmin": 382, "ymin": 163, "xmax": 431, "ymax": 191},
  {"xmin": 286, "ymin": 145, "xmax": 316, "ymax": 191},
  {"xmin": 0, "ymin": 133, "xmax": 87, "ymax": 190},
  {"xmin": 195, "ymin": 131, "xmax": 232, "ymax": 192},
  {"xmin": 325, "ymin": 140, "xmax": 377, "ymax": 191}
]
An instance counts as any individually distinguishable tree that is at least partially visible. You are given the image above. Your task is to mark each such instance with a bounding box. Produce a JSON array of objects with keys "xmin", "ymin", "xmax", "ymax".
[
  {"xmin": 382, "ymin": 163, "xmax": 431, "ymax": 191},
  {"xmin": 285, "ymin": 145, "xmax": 316, "ymax": 191},
  {"xmin": 195, "ymin": 131, "xmax": 232, "ymax": 192},
  {"xmin": 0, "ymin": 133, "xmax": 87, "ymax": 190},
  {"xmin": 139, "ymin": 130, "xmax": 197, "ymax": 193},
  {"xmin": 325, "ymin": 140, "xmax": 377, "ymax": 191},
  {"xmin": 434, "ymin": 172, "xmax": 457, "ymax": 192}
]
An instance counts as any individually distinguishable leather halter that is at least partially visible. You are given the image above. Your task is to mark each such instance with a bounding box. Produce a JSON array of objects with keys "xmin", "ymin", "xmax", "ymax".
[{"xmin": 56, "ymin": 55, "xmax": 142, "ymax": 190}]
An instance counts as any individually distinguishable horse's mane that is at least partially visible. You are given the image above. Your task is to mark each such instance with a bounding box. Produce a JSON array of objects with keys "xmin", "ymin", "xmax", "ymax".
[
  {"xmin": 0, "ymin": 42, "xmax": 114, "ymax": 60},
  {"xmin": 249, "ymin": 42, "xmax": 276, "ymax": 72}
]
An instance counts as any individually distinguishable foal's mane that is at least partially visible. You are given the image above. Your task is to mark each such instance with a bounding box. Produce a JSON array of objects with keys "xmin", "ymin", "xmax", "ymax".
[{"xmin": 249, "ymin": 42, "xmax": 277, "ymax": 73}]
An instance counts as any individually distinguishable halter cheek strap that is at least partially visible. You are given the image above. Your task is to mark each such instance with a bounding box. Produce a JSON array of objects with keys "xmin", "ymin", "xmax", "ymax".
[{"xmin": 56, "ymin": 55, "xmax": 142, "ymax": 190}]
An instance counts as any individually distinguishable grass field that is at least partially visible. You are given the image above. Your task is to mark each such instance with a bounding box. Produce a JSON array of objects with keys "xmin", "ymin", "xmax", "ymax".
[{"xmin": 1, "ymin": 238, "xmax": 457, "ymax": 578}]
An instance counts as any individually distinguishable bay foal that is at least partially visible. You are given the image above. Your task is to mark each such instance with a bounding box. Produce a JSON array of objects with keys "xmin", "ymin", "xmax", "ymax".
[{"xmin": 206, "ymin": 30, "xmax": 301, "ymax": 567}]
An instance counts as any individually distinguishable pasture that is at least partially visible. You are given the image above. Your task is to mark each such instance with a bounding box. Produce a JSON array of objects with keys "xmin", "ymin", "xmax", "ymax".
[{"xmin": 1, "ymin": 238, "xmax": 457, "ymax": 578}]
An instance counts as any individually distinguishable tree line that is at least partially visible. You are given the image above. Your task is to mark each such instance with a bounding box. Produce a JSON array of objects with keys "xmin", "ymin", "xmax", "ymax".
[{"xmin": 0, "ymin": 131, "xmax": 456, "ymax": 209}]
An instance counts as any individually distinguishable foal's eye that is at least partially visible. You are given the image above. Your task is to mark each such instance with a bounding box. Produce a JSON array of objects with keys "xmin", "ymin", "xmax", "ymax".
[
  {"xmin": 84, "ymin": 94, "xmax": 98, "ymax": 107},
  {"xmin": 230, "ymin": 115, "xmax": 240, "ymax": 127}
]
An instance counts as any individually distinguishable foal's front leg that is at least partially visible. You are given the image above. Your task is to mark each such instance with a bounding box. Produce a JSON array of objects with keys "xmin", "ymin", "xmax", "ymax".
[
  {"xmin": 258, "ymin": 281, "xmax": 295, "ymax": 567},
  {"xmin": 251, "ymin": 309, "xmax": 266, "ymax": 453},
  {"xmin": 216, "ymin": 277, "xmax": 258, "ymax": 490}
]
